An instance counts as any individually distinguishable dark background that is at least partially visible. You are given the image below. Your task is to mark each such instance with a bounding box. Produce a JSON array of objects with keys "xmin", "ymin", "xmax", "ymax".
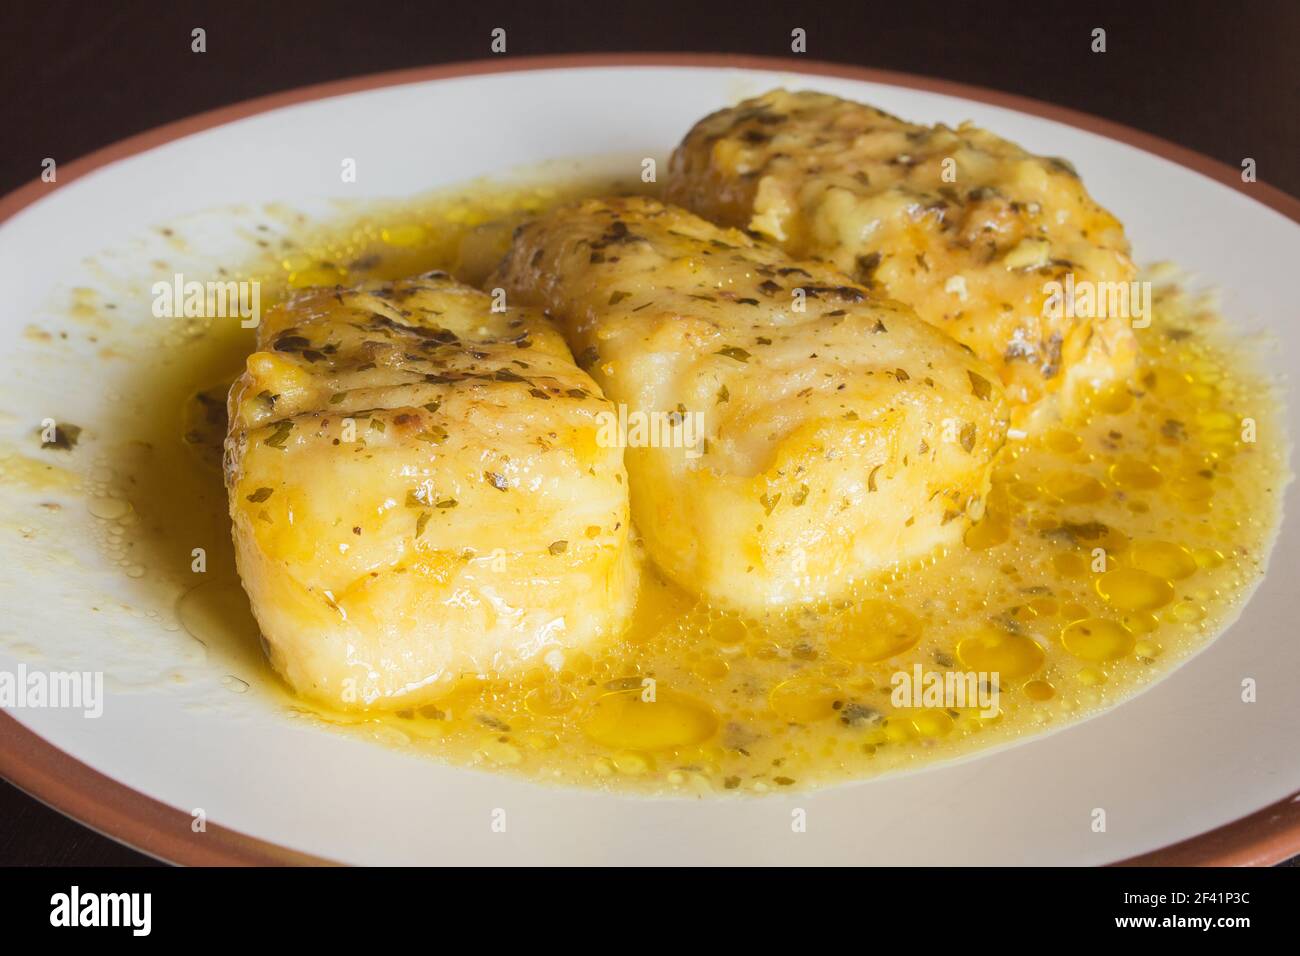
[
  {"xmin": 1, "ymin": 0, "xmax": 1296, "ymax": 865},
  {"xmin": 4, "ymin": 0, "xmax": 1299, "ymax": 199}
]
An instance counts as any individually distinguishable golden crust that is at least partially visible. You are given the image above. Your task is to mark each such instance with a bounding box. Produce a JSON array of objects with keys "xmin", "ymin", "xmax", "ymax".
[{"xmin": 668, "ymin": 89, "xmax": 1138, "ymax": 412}]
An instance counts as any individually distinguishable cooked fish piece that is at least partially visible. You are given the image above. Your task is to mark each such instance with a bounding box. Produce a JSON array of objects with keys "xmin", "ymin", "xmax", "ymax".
[
  {"xmin": 667, "ymin": 89, "xmax": 1138, "ymax": 412},
  {"xmin": 224, "ymin": 273, "xmax": 637, "ymax": 711},
  {"xmin": 494, "ymin": 197, "xmax": 1009, "ymax": 612}
]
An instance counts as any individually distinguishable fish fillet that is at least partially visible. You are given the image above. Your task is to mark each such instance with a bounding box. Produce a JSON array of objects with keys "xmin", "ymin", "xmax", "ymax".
[
  {"xmin": 224, "ymin": 273, "xmax": 637, "ymax": 710},
  {"xmin": 494, "ymin": 197, "xmax": 1009, "ymax": 612}
]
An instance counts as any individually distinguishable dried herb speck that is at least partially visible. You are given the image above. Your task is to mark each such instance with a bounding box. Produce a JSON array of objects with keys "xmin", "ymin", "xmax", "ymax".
[
  {"xmin": 960, "ymin": 422, "xmax": 977, "ymax": 453},
  {"xmin": 264, "ymin": 420, "xmax": 294, "ymax": 449}
]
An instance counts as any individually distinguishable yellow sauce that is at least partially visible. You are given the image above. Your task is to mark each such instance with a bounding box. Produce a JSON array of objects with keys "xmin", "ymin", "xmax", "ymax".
[{"xmin": 33, "ymin": 173, "xmax": 1288, "ymax": 795}]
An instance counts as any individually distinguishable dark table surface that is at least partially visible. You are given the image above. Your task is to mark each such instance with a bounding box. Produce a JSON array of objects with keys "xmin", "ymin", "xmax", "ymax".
[{"xmin": 1, "ymin": 0, "xmax": 1296, "ymax": 866}]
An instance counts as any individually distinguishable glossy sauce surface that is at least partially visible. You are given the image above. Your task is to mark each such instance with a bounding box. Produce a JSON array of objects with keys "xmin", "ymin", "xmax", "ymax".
[{"xmin": 44, "ymin": 175, "xmax": 1287, "ymax": 795}]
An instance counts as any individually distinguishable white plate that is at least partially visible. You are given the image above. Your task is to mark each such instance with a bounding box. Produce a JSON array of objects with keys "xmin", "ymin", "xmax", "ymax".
[{"xmin": 2, "ymin": 55, "xmax": 1297, "ymax": 866}]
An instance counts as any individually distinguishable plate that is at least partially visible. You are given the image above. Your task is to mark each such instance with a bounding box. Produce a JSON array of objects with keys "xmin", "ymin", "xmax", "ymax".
[{"xmin": 1, "ymin": 54, "xmax": 1297, "ymax": 866}]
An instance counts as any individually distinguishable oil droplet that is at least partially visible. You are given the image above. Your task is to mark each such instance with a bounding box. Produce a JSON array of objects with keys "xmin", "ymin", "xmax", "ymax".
[
  {"xmin": 1134, "ymin": 640, "xmax": 1163, "ymax": 661},
  {"xmin": 1193, "ymin": 548, "xmax": 1226, "ymax": 569},
  {"xmin": 1043, "ymin": 472, "xmax": 1107, "ymax": 504},
  {"xmin": 1093, "ymin": 383, "xmax": 1134, "ymax": 414},
  {"xmin": 1061, "ymin": 617, "xmax": 1135, "ymax": 662},
  {"xmin": 1061, "ymin": 601, "xmax": 1090, "ymax": 621},
  {"xmin": 691, "ymin": 655, "xmax": 730, "ymax": 682},
  {"xmin": 1168, "ymin": 601, "xmax": 1206, "ymax": 624},
  {"xmin": 1028, "ymin": 597, "xmax": 1059, "ymax": 616},
  {"xmin": 1108, "ymin": 459, "xmax": 1162, "ymax": 490},
  {"xmin": 88, "ymin": 496, "xmax": 132, "ymax": 520},
  {"xmin": 826, "ymin": 600, "xmax": 922, "ymax": 664},
  {"xmin": 963, "ymin": 514, "xmax": 1010, "ymax": 550},
  {"xmin": 1129, "ymin": 541, "xmax": 1197, "ymax": 580},
  {"xmin": 1170, "ymin": 474, "xmax": 1214, "ymax": 505},
  {"xmin": 1076, "ymin": 666, "xmax": 1108, "ymax": 686},
  {"xmin": 710, "ymin": 614, "xmax": 749, "ymax": 646},
  {"xmin": 1023, "ymin": 679, "xmax": 1056, "ymax": 701},
  {"xmin": 175, "ymin": 579, "xmax": 263, "ymax": 661},
  {"xmin": 1052, "ymin": 552, "xmax": 1087, "ymax": 578},
  {"xmin": 768, "ymin": 677, "xmax": 842, "ymax": 723},
  {"xmin": 956, "ymin": 630, "xmax": 1045, "ymax": 679},
  {"xmin": 582, "ymin": 689, "xmax": 718, "ymax": 751},
  {"xmin": 1095, "ymin": 568, "xmax": 1175, "ymax": 611},
  {"xmin": 910, "ymin": 709, "xmax": 954, "ymax": 737},
  {"xmin": 610, "ymin": 751, "xmax": 652, "ymax": 775},
  {"xmin": 883, "ymin": 719, "xmax": 913, "ymax": 743},
  {"xmin": 1124, "ymin": 611, "xmax": 1160, "ymax": 634}
]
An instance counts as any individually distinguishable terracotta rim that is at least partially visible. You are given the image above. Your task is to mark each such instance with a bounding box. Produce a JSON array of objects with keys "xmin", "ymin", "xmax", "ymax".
[{"xmin": 1, "ymin": 52, "xmax": 1296, "ymax": 867}]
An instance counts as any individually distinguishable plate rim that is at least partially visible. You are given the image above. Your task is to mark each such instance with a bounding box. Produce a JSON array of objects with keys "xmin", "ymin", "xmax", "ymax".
[{"xmin": 2, "ymin": 51, "xmax": 1296, "ymax": 867}]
